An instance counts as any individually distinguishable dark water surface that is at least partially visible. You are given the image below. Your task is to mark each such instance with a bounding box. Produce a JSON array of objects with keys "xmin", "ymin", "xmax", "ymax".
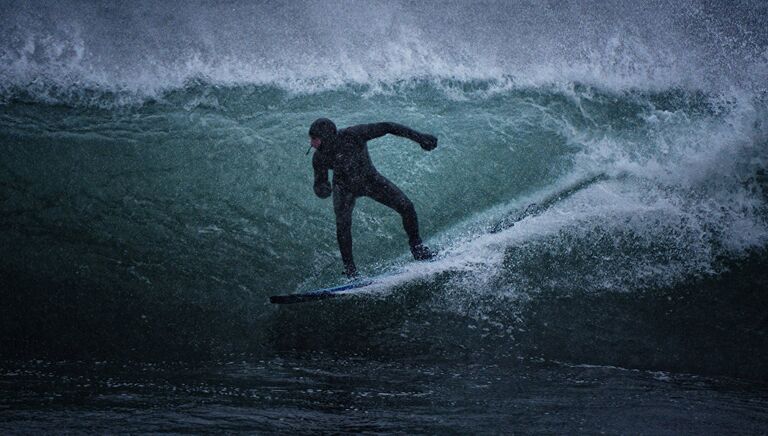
[{"xmin": 2, "ymin": 357, "xmax": 767, "ymax": 434}]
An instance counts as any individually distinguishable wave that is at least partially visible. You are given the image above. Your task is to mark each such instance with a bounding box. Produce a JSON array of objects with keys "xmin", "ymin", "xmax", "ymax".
[
  {"xmin": 1, "ymin": 2, "xmax": 767, "ymax": 378},
  {"xmin": 2, "ymin": 0, "xmax": 767, "ymax": 107}
]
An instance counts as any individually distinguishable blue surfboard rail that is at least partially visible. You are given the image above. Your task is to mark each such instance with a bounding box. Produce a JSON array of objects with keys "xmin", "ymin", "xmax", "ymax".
[
  {"xmin": 269, "ymin": 256, "xmax": 437, "ymax": 304},
  {"xmin": 269, "ymin": 279, "xmax": 375, "ymax": 304}
]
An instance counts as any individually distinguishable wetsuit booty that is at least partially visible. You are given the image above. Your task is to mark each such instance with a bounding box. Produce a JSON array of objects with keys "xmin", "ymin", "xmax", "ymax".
[
  {"xmin": 343, "ymin": 263, "xmax": 358, "ymax": 278},
  {"xmin": 410, "ymin": 243, "xmax": 435, "ymax": 261}
]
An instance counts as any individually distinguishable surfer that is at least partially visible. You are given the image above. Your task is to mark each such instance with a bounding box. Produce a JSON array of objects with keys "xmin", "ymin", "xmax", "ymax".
[{"xmin": 308, "ymin": 118, "xmax": 437, "ymax": 277}]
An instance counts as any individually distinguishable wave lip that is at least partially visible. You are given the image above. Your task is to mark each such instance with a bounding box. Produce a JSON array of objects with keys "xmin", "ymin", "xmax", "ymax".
[{"xmin": 2, "ymin": 0, "xmax": 767, "ymax": 107}]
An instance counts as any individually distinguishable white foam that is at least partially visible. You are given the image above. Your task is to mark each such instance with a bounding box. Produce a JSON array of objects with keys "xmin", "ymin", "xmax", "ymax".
[
  {"xmin": 349, "ymin": 87, "xmax": 768, "ymax": 304},
  {"xmin": 2, "ymin": 1, "xmax": 766, "ymax": 105}
]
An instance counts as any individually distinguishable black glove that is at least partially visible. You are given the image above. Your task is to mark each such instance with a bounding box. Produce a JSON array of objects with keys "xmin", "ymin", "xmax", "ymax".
[
  {"xmin": 419, "ymin": 133, "xmax": 437, "ymax": 151},
  {"xmin": 314, "ymin": 182, "xmax": 332, "ymax": 198}
]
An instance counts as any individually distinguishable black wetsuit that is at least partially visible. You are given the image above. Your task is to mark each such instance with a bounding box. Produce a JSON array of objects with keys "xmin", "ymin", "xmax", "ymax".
[{"xmin": 311, "ymin": 121, "xmax": 437, "ymax": 275}]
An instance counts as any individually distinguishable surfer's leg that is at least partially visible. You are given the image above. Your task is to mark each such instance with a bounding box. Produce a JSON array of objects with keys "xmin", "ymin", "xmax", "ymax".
[
  {"xmin": 365, "ymin": 174, "xmax": 422, "ymax": 246},
  {"xmin": 333, "ymin": 186, "xmax": 357, "ymax": 276}
]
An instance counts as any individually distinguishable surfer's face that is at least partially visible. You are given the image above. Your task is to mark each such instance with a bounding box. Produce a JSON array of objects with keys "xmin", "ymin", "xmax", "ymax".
[{"xmin": 310, "ymin": 136, "xmax": 322, "ymax": 148}]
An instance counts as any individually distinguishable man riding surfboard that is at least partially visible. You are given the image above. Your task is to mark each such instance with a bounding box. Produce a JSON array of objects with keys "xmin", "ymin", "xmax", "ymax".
[{"xmin": 308, "ymin": 118, "xmax": 437, "ymax": 277}]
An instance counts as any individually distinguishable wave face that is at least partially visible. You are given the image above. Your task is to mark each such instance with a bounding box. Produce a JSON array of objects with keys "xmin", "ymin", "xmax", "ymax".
[{"xmin": 1, "ymin": 0, "xmax": 767, "ymax": 378}]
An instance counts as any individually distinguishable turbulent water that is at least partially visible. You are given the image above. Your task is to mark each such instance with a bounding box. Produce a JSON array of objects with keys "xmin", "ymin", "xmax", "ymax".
[{"xmin": 1, "ymin": 0, "xmax": 768, "ymax": 432}]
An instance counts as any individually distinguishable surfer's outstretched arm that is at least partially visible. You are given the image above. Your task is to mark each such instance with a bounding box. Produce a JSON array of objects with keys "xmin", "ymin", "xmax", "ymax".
[
  {"xmin": 347, "ymin": 122, "xmax": 437, "ymax": 150},
  {"xmin": 312, "ymin": 153, "xmax": 332, "ymax": 198}
]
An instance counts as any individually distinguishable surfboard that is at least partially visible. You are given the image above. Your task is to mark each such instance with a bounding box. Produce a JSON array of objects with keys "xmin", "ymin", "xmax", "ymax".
[
  {"xmin": 270, "ymin": 251, "xmax": 438, "ymax": 304},
  {"xmin": 269, "ymin": 278, "xmax": 376, "ymax": 304}
]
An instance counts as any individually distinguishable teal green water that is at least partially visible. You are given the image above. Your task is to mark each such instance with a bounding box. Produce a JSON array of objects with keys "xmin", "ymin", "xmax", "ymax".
[{"xmin": 2, "ymin": 82, "xmax": 767, "ymax": 366}]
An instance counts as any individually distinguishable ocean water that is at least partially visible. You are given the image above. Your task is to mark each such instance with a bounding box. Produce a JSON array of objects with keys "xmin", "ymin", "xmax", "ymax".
[{"xmin": 1, "ymin": 0, "xmax": 767, "ymax": 433}]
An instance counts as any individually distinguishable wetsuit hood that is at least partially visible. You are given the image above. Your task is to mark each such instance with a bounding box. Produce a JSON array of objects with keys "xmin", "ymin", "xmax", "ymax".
[{"xmin": 309, "ymin": 118, "xmax": 337, "ymax": 147}]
